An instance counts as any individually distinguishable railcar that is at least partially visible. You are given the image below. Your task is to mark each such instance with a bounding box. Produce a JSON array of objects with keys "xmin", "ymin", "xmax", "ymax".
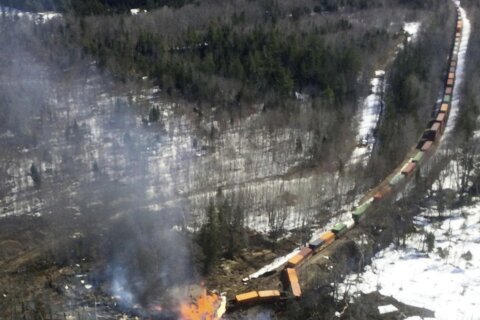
[
  {"xmin": 411, "ymin": 151, "xmax": 424, "ymax": 163},
  {"xmin": 389, "ymin": 173, "xmax": 405, "ymax": 188},
  {"xmin": 375, "ymin": 185, "xmax": 392, "ymax": 201},
  {"xmin": 331, "ymin": 223, "xmax": 347, "ymax": 237},
  {"xmin": 287, "ymin": 247, "xmax": 313, "ymax": 268},
  {"xmin": 352, "ymin": 201, "xmax": 371, "ymax": 223},
  {"xmin": 233, "ymin": 290, "xmax": 282, "ymax": 306},
  {"xmin": 283, "ymin": 268, "xmax": 301, "ymax": 299},
  {"xmin": 401, "ymin": 162, "xmax": 416, "ymax": 177}
]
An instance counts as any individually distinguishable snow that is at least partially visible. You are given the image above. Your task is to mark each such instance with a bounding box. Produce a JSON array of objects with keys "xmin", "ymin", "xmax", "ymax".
[
  {"xmin": 130, "ymin": 8, "xmax": 147, "ymax": 15},
  {"xmin": 37, "ymin": 12, "xmax": 62, "ymax": 21},
  {"xmin": 404, "ymin": 22, "xmax": 422, "ymax": 42},
  {"xmin": 0, "ymin": 6, "xmax": 62, "ymax": 23},
  {"xmin": 245, "ymin": 248, "xmax": 301, "ymax": 281},
  {"xmin": 349, "ymin": 20, "xmax": 421, "ymax": 167},
  {"xmin": 378, "ymin": 304, "xmax": 398, "ymax": 314},
  {"xmin": 339, "ymin": 200, "xmax": 480, "ymax": 320},
  {"xmin": 349, "ymin": 71, "xmax": 385, "ymax": 166},
  {"xmin": 442, "ymin": 3, "xmax": 471, "ymax": 138}
]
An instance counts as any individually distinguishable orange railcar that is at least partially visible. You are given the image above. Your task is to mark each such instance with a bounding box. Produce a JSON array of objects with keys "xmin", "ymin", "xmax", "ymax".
[
  {"xmin": 320, "ymin": 231, "xmax": 336, "ymax": 245},
  {"xmin": 287, "ymin": 247, "xmax": 313, "ymax": 268},
  {"xmin": 257, "ymin": 290, "xmax": 281, "ymax": 302},
  {"xmin": 283, "ymin": 268, "xmax": 301, "ymax": 298},
  {"xmin": 235, "ymin": 291, "xmax": 259, "ymax": 304},
  {"xmin": 440, "ymin": 103, "xmax": 449, "ymax": 113}
]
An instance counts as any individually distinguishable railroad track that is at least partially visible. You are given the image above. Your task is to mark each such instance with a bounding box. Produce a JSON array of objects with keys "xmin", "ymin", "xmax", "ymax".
[{"xmin": 227, "ymin": 2, "xmax": 467, "ymax": 311}]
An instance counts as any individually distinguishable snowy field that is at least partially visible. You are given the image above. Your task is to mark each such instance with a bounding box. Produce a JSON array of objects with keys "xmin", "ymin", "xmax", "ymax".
[{"xmin": 339, "ymin": 200, "xmax": 480, "ymax": 320}]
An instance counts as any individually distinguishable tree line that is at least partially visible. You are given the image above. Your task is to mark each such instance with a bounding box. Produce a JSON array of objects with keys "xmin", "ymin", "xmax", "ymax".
[{"xmin": 0, "ymin": 0, "xmax": 190, "ymax": 14}]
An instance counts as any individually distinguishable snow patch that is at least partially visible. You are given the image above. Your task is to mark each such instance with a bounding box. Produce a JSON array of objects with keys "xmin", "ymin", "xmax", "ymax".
[
  {"xmin": 442, "ymin": 4, "xmax": 471, "ymax": 138},
  {"xmin": 130, "ymin": 8, "xmax": 147, "ymax": 15},
  {"xmin": 0, "ymin": 6, "xmax": 62, "ymax": 23},
  {"xmin": 339, "ymin": 200, "xmax": 480, "ymax": 320},
  {"xmin": 349, "ymin": 71, "xmax": 385, "ymax": 166},
  {"xmin": 403, "ymin": 22, "xmax": 421, "ymax": 42},
  {"xmin": 378, "ymin": 304, "xmax": 398, "ymax": 314},
  {"xmin": 245, "ymin": 248, "xmax": 301, "ymax": 281}
]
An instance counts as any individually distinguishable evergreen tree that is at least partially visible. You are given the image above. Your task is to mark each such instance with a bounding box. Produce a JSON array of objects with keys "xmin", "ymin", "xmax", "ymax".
[
  {"xmin": 200, "ymin": 200, "xmax": 220, "ymax": 274},
  {"xmin": 30, "ymin": 163, "xmax": 41, "ymax": 188}
]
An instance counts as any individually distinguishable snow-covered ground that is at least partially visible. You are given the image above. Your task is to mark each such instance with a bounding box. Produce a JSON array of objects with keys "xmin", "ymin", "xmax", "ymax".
[
  {"xmin": 404, "ymin": 22, "xmax": 422, "ymax": 42},
  {"xmin": 339, "ymin": 200, "xmax": 480, "ymax": 320},
  {"xmin": 349, "ymin": 70, "xmax": 385, "ymax": 166},
  {"xmin": 0, "ymin": 6, "xmax": 61, "ymax": 23}
]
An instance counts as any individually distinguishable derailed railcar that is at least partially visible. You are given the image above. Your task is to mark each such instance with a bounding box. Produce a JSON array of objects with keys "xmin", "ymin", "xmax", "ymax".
[
  {"xmin": 235, "ymin": 291, "xmax": 259, "ymax": 305},
  {"xmin": 283, "ymin": 268, "xmax": 301, "ymax": 299},
  {"xmin": 232, "ymin": 290, "xmax": 282, "ymax": 307},
  {"xmin": 257, "ymin": 290, "xmax": 281, "ymax": 302}
]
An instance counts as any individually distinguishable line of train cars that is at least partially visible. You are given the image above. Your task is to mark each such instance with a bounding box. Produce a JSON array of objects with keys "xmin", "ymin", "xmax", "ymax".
[{"xmin": 229, "ymin": 5, "xmax": 463, "ymax": 310}]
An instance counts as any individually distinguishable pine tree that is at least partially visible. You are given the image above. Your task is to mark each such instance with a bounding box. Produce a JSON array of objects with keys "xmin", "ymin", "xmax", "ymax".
[
  {"xmin": 30, "ymin": 163, "xmax": 41, "ymax": 188},
  {"xmin": 200, "ymin": 200, "xmax": 220, "ymax": 274}
]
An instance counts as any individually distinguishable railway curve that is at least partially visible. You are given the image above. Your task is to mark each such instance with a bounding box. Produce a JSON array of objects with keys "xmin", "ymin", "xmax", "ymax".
[{"xmin": 220, "ymin": 1, "xmax": 471, "ymax": 317}]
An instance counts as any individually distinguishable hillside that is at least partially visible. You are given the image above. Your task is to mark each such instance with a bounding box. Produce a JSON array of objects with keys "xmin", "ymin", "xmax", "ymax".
[{"xmin": 0, "ymin": 0, "xmax": 479, "ymax": 319}]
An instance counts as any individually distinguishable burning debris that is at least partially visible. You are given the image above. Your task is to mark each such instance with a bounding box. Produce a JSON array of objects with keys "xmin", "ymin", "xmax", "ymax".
[{"xmin": 179, "ymin": 289, "xmax": 226, "ymax": 320}]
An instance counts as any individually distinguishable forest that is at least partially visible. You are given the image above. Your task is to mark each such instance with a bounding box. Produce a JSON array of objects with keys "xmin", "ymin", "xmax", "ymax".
[
  {"xmin": 0, "ymin": 0, "xmax": 435, "ymax": 14},
  {"xmin": 1, "ymin": 0, "xmax": 479, "ymax": 318},
  {"xmin": 20, "ymin": 0, "xmax": 440, "ymax": 109}
]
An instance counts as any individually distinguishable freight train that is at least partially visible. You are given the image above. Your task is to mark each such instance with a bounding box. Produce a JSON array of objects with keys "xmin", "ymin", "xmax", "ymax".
[{"xmin": 230, "ymin": 4, "xmax": 464, "ymax": 309}]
